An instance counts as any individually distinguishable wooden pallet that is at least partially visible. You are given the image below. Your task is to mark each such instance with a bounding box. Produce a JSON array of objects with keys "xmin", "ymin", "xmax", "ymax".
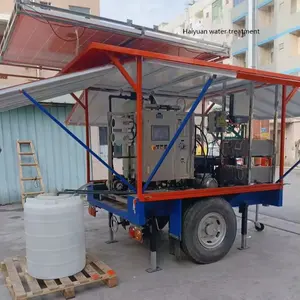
[{"xmin": 0, "ymin": 254, "xmax": 117, "ymax": 300}]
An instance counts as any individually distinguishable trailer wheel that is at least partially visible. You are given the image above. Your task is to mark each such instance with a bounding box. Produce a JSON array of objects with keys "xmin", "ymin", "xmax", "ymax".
[
  {"xmin": 182, "ymin": 198, "xmax": 236, "ymax": 264},
  {"xmin": 255, "ymin": 222, "xmax": 265, "ymax": 232}
]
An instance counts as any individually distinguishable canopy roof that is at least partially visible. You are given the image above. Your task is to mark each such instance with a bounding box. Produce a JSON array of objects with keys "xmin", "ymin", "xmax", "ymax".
[
  {"xmin": 0, "ymin": 43, "xmax": 300, "ymax": 122},
  {"xmin": 0, "ymin": 1, "xmax": 229, "ymax": 70}
]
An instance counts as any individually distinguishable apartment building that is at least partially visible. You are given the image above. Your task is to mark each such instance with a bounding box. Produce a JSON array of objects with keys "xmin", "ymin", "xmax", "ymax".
[
  {"xmin": 159, "ymin": 0, "xmax": 300, "ymax": 166},
  {"xmin": 159, "ymin": 0, "xmax": 234, "ymax": 65},
  {"xmin": 160, "ymin": 0, "xmax": 300, "ymax": 73}
]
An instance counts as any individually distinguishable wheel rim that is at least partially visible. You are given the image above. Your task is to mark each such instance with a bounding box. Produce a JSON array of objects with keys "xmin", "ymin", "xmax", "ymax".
[{"xmin": 197, "ymin": 212, "xmax": 226, "ymax": 249}]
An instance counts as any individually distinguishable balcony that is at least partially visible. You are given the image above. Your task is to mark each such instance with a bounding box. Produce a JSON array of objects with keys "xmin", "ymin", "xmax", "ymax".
[
  {"xmin": 231, "ymin": 1, "xmax": 248, "ymax": 23},
  {"xmin": 257, "ymin": 62, "xmax": 276, "ymax": 72},
  {"xmin": 257, "ymin": 23, "xmax": 276, "ymax": 46},
  {"xmin": 232, "ymin": 36, "xmax": 248, "ymax": 55},
  {"xmin": 257, "ymin": 0, "xmax": 273, "ymax": 9},
  {"xmin": 277, "ymin": 56, "xmax": 300, "ymax": 74}
]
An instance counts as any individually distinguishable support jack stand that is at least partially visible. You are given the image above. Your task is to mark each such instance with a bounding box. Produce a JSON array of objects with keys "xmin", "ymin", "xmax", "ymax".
[
  {"xmin": 169, "ymin": 236, "xmax": 182, "ymax": 261},
  {"xmin": 106, "ymin": 212, "xmax": 118, "ymax": 244},
  {"xmin": 238, "ymin": 203, "xmax": 249, "ymax": 250},
  {"xmin": 146, "ymin": 217, "xmax": 162, "ymax": 273}
]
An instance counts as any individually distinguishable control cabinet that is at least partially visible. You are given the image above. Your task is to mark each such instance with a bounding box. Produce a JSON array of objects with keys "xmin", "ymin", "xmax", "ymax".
[
  {"xmin": 110, "ymin": 110, "xmax": 195, "ymax": 182},
  {"xmin": 207, "ymin": 111, "xmax": 227, "ymax": 133},
  {"xmin": 142, "ymin": 110, "xmax": 194, "ymax": 181}
]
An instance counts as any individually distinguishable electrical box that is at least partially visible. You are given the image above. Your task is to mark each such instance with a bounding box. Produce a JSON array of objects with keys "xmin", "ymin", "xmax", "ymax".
[
  {"xmin": 251, "ymin": 140, "xmax": 274, "ymax": 157},
  {"xmin": 207, "ymin": 111, "xmax": 227, "ymax": 133},
  {"xmin": 110, "ymin": 110, "xmax": 195, "ymax": 182},
  {"xmin": 218, "ymin": 165, "xmax": 273, "ymax": 185},
  {"xmin": 221, "ymin": 139, "xmax": 274, "ymax": 157},
  {"xmin": 221, "ymin": 139, "xmax": 248, "ymax": 157},
  {"xmin": 229, "ymin": 93, "xmax": 249, "ymax": 124}
]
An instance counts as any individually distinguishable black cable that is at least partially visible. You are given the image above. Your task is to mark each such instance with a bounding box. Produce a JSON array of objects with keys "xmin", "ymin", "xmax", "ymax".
[
  {"xmin": 23, "ymin": 4, "xmax": 86, "ymax": 42},
  {"xmin": 195, "ymin": 125, "xmax": 209, "ymax": 186}
]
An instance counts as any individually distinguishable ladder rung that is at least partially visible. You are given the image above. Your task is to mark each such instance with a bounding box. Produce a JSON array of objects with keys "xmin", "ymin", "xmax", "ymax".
[
  {"xmin": 19, "ymin": 152, "xmax": 34, "ymax": 155},
  {"xmin": 23, "ymin": 191, "xmax": 44, "ymax": 195},
  {"xmin": 20, "ymin": 163, "xmax": 37, "ymax": 166},
  {"xmin": 18, "ymin": 141, "xmax": 32, "ymax": 144},
  {"xmin": 21, "ymin": 177, "xmax": 42, "ymax": 181}
]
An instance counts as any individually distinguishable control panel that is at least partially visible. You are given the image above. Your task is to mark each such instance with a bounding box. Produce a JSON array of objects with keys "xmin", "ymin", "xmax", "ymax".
[
  {"xmin": 109, "ymin": 109, "xmax": 195, "ymax": 182},
  {"xmin": 142, "ymin": 110, "xmax": 194, "ymax": 182},
  {"xmin": 207, "ymin": 111, "xmax": 227, "ymax": 133}
]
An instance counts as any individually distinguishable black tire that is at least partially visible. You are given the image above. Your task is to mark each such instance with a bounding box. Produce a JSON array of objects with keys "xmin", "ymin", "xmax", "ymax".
[
  {"xmin": 255, "ymin": 222, "xmax": 265, "ymax": 232},
  {"xmin": 182, "ymin": 197, "xmax": 237, "ymax": 264}
]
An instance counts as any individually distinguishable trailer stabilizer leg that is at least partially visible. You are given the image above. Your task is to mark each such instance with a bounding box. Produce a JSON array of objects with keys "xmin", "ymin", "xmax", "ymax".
[
  {"xmin": 169, "ymin": 236, "xmax": 182, "ymax": 261},
  {"xmin": 146, "ymin": 217, "xmax": 162, "ymax": 273},
  {"xmin": 106, "ymin": 212, "xmax": 118, "ymax": 244},
  {"xmin": 238, "ymin": 203, "xmax": 249, "ymax": 250}
]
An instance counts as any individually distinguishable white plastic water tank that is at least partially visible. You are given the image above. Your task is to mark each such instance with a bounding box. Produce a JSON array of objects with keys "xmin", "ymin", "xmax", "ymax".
[{"xmin": 24, "ymin": 195, "xmax": 86, "ymax": 279}]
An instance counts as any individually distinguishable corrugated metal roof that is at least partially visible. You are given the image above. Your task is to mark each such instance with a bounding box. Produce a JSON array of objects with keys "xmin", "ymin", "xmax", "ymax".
[
  {"xmin": 0, "ymin": 105, "xmax": 86, "ymax": 205},
  {"xmin": 0, "ymin": 65, "xmax": 113, "ymax": 112},
  {"xmin": 1, "ymin": 47, "xmax": 300, "ymax": 121}
]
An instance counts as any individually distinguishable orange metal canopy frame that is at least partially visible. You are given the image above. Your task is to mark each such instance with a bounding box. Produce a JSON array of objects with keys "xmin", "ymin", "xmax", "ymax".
[{"xmin": 56, "ymin": 42, "xmax": 299, "ymax": 201}]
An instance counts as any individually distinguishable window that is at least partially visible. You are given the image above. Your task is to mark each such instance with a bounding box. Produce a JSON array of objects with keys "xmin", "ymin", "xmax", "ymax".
[
  {"xmin": 212, "ymin": 0, "xmax": 222, "ymax": 21},
  {"xmin": 99, "ymin": 127, "xmax": 108, "ymax": 146},
  {"xmin": 259, "ymin": 41, "xmax": 274, "ymax": 65},
  {"xmin": 291, "ymin": 0, "xmax": 300, "ymax": 13},
  {"xmin": 69, "ymin": 5, "xmax": 91, "ymax": 14},
  {"xmin": 270, "ymin": 48, "xmax": 274, "ymax": 63},
  {"xmin": 197, "ymin": 10, "xmax": 204, "ymax": 18},
  {"xmin": 233, "ymin": 53, "xmax": 246, "ymax": 67},
  {"xmin": 279, "ymin": 42, "xmax": 284, "ymax": 50},
  {"xmin": 234, "ymin": 0, "xmax": 246, "ymax": 7}
]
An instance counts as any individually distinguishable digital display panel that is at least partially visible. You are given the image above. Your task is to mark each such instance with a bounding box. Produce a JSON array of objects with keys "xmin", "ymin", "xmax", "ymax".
[{"xmin": 151, "ymin": 125, "xmax": 170, "ymax": 141}]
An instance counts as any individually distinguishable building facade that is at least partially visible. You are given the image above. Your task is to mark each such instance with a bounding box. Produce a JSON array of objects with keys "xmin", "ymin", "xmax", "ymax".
[
  {"xmin": 159, "ymin": 0, "xmax": 300, "ymax": 166},
  {"xmin": 159, "ymin": 0, "xmax": 300, "ymax": 75},
  {"xmin": 0, "ymin": 0, "xmax": 99, "ymax": 204}
]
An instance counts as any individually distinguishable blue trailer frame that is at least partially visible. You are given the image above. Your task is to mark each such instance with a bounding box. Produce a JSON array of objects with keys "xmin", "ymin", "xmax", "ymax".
[{"xmin": 18, "ymin": 42, "xmax": 300, "ymax": 272}]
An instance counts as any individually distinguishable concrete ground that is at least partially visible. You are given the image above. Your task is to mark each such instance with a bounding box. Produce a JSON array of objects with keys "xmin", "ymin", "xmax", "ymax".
[{"xmin": 1, "ymin": 170, "xmax": 300, "ymax": 299}]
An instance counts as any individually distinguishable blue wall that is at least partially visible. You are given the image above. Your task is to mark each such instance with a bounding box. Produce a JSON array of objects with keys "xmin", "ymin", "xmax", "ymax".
[{"xmin": 0, "ymin": 104, "xmax": 86, "ymax": 205}]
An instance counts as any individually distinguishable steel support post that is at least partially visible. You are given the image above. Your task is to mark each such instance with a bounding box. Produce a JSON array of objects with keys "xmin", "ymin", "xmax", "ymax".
[
  {"xmin": 238, "ymin": 203, "xmax": 249, "ymax": 250},
  {"xmin": 272, "ymin": 85, "xmax": 279, "ymax": 182},
  {"xmin": 106, "ymin": 212, "xmax": 118, "ymax": 244},
  {"xmin": 84, "ymin": 90, "xmax": 91, "ymax": 183},
  {"xmin": 220, "ymin": 82, "xmax": 227, "ymax": 145},
  {"xmin": 107, "ymin": 97, "xmax": 113, "ymax": 190},
  {"xmin": 247, "ymin": 83, "xmax": 254, "ymax": 185},
  {"xmin": 146, "ymin": 217, "xmax": 162, "ymax": 273},
  {"xmin": 279, "ymin": 86, "xmax": 287, "ymax": 183}
]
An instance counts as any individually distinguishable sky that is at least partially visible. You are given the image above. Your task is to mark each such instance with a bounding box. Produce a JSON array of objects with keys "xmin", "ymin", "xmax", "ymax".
[{"xmin": 100, "ymin": 0, "xmax": 187, "ymax": 28}]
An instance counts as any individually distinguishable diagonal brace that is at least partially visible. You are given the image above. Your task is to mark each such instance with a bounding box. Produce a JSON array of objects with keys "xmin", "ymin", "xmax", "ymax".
[
  {"xmin": 106, "ymin": 53, "xmax": 137, "ymax": 91},
  {"xmin": 143, "ymin": 75, "xmax": 216, "ymax": 192},
  {"xmin": 70, "ymin": 92, "xmax": 86, "ymax": 109},
  {"xmin": 285, "ymin": 87, "xmax": 298, "ymax": 105},
  {"xmin": 21, "ymin": 89, "xmax": 136, "ymax": 192},
  {"xmin": 276, "ymin": 158, "xmax": 300, "ymax": 183}
]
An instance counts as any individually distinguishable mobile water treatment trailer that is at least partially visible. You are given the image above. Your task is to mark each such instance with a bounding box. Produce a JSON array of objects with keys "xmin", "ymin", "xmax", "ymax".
[{"xmin": 1, "ymin": 1, "xmax": 300, "ymax": 273}]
